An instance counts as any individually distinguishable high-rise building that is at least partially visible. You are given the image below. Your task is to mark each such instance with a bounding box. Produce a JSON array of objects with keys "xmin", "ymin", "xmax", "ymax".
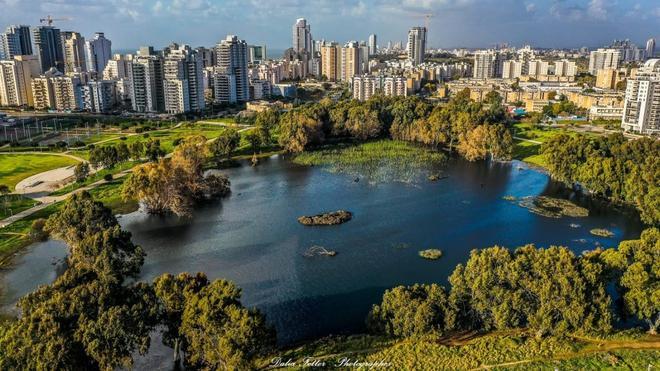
[
  {"xmin": 215, "ymin": 35, "xmax": 249, "ymax": 102},
  {"xmin": 368, "ymin": 34, "xmax": 377, "ymax": 55},
  {"xmin": 0, "ymin": 25, "xmax": 32, "ymax": 60},
  {"xmin": 129, "ymin": 48, "xmax": 165, "ymax": 112},
  {"xmin": 82, "ymin": 80, "xmax": 117, "ymax": 112},
  {"xmin": 292, "ymin": 18, "xmax": 312, "ymax": 54},
  {"xmin": 383, "ymin": 77, "xmax": 407, "ymax": 97},
  {"xmin": 0, "ymin": 55, "xmax": 40, "ymax": 107},
  {"xmin": 609, "ymin": 39, "xmax": 644, "ymax": 62},
  {"xmin": 340, "ymin": 41, "xmax": 361, "ymax": 82},
  {"xmin": 163, "ymin": 44, "xmax": 205, "ymax": 114},
  {"xmin": 502, "ymin": 60, "xmax": 523, "ymax": 79},
  {"xmin": 51, "ymin": 75, "xmax": 83, "ymax": 111},
  {"xmin": 85, "ymin": 32, "xmax": 112, "ymax": 73},
  {"xmin": 33, "ymin": 26, "xmax": 64, "ymax": 72},
  {"xmin": 527, "ymin": 59, "xmax": 549, "ymax": 77},
  {"xmin": 473, "ymin": 50, "xmax": 503, "ymax": 79},
  {"xmin": 554, "ymin": 59, "xmax": 577, "ymax": 77},
  {"xmin": 646, "ymin": 38, "xmax": 656, "ymax": 59},
  {"xmin": 588, "ymin": 48, "xmax": 621, "ymax": 75},
  {"xmin": 61, "ymin": 31, "xmax": 87, "ymax": 73},
  {"xmin": 194, "ymin": 47, "xmax": 215, "ymax": 68},
  {"xmin": 320, "ymin": 41, "xmax": 340, "ymax": 81},
  {"xmin": 407, "ymin": 27, "xmax": 426, "ymax": 65},
  {"xmin": 621, "ymin": 59, "xmax": 660, "ymax": 135},
  {"xmin": 212, "ymin": 68, "xmax": 237, "ymax": 103},
  {"xmin": 102, "ymin": 54, "xmax": 130, "ymax": 80},
  {"xmin": 248, "ymin": 45, "xmax": 267, "ymax": 63}
]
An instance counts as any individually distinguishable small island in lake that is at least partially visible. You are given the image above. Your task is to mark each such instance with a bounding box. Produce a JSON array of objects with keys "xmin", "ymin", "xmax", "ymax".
[
  {"xmin": 303, "ymin": 246, "xmax": 338, "ymax": 257},
  {"xmin": 516, "ymin": 196, "xmax": 589, "ymax": 218},
  {"xmin": 590, "ymin": 228, "xmax": 614, "ymax": 238},
  {"xmin": 298, "ymin": 210, "xmax": 353, "ymax": 226},
  {"xmin": 419, "ymin": 249, "xmax": 443, "ymax": 260}
]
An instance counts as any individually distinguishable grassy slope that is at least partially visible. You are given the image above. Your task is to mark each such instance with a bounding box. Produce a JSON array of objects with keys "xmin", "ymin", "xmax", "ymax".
[
  {"xmin": 0, "ymin": 195, "xmax": 39, "ymax": 219},
  {"xmin": 260, "ymin": 331, "xmax": 659, "ymax": 370},
  {"xmin": 0, "ymin": 154, "xmax": 78, "ymax": 190}
]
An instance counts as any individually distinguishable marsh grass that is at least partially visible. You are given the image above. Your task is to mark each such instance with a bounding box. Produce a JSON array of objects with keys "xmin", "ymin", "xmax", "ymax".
[{"xmin": 294, "ymin": 140, "xmax": 446, "ymax": 184}]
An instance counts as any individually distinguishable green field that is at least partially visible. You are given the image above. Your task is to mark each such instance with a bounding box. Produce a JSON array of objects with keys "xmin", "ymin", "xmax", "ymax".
[
  {"xmin": 87, "ymin": 178, "xmax": 138, "ymax": 215},
  {"xmin": 0, "ymin": 195, "xmax": 39, "ymax": 220},
  {"xmin": 260, "ymin": 331, "xmax": 660, "ymax": 370},
  {"xmin": 294, "ymin": 140, "xmax": 446, "ymax": 183},
  {"xmin": 0, "ymin": 154, "xmax": 79, "ymax": 190},
  {"xmin": 50, "ymin": 161, "xmax": 138, "ymax": 196}
]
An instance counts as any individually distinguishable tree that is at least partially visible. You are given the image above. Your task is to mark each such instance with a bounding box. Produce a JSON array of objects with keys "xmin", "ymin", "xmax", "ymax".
[
  {"xmin": 123, "ymin": 136, "xmax": 231, "ymax": 217},
  {"xmin": 74, "ymin": 162, "xmax": 90, "ymax": 183},
  {"xmin": 129, "ymin": 141, "xmax": 144, "ymax": 160},
  {"xmin": 179, "ymin": 279, "xmax": 276, "ymax": 370},
  {"xmin": 244, "ymin": 130, "xmax": 262, "ymax": 154},
  {"xmin": 603, "ymin": 228, "xmax": 660, "ymax": 334},
  {"xmin": 367, "ymin": 284, "xmax": 450, "ymax": 337},
  {"xmin": 254, "ymin": 108, "xmax": 279, "ymax": 145},
  {"xmin": 211, "ymin": 129, "xmax": 240, "ymax": 161},
  {"xmin": 346, "ymin": 104, "xmax": 382, "ymax": 140},
  {"xmin": 154, "ymin": 273, "xmax": 210, "ymax": 364},
  {"xmin": 0, "ymin": 193, "xmax": 157, "ymax": 370},
  {"xmin": 116, "ymin": 142, "xmax": 130, "ymax": 163},
  {"xmin": 145, "ymin": 139, "xmax": 165, "ymax": 162},
  {"xmin": 0, "ymin": 184, "xmax": 9, "ymax": 196},
  {"xmin": 278, "ymin": 109, "xmax": 324, "ymax": 153}
]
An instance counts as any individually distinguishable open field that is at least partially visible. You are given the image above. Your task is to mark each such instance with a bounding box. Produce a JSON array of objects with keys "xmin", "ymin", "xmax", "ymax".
[
  {"xmin": 259, "ymin": 331, "xmax": 659, "ymax": 370},
  {"xmin": 0, "ymin": 195, "xmax": 39, "ymax": 220},
  {"xmin": 0, "ymin": 153, "xmax": 79, "ymax": 190}
]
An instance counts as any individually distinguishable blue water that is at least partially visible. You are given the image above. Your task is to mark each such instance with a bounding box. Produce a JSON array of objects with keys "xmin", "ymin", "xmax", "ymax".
[{"xmin": 0, "ymin": 156, "xmax": 641, "ymax": 353}]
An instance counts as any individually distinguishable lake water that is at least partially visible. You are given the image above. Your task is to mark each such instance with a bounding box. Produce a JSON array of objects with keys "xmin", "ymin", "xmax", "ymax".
[{"xmin": 0, "ymin": 155, "xmax": 642, "ymax": 350}]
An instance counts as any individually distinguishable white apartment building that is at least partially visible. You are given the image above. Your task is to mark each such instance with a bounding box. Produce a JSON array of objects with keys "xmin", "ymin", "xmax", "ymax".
[
  {"xmin": 62, "ymin": 31, "xmax": 87, "ymax": 73},
  {"xmin": 527, "ymin": 59, "xmax": 549, "ymax": 77},
  {"xmin": 621, "ymin": 59, "xmax": 660, "ymax": 134},
  {"xmin": 473, "ymin": 50, "xmax": 503, "ymax": 79},
  {"xmin": 383, "ymin": 77, "xmax": 407, "ymax": 97},
  {"xmin": 85, "ymin": 32, "xmax": 112, "ymax": 73},
  {"xmin": 0, "ymin": 55, "xmax": 40, "ymax": 107},
  {"xmin": 82, "ymin": 80, "xmax": 116, "ymax": 112},
  {"xmin": 502, "ymin": 60, "xmax": 523, "ymax": 79},
  {"xmin": 588, "ymin": 49, "xmax": 621, "ymax": 75},
  {"xmin": 352, "ymin": 75, "xmax": 377, "ymax": 101},
  {"xmin": 554, "ymin": 59, "xmax": 577, "ymax": 77},
  {"xmin": 407, "ymin": 27, "xmax": 427, "ymax": 66}
]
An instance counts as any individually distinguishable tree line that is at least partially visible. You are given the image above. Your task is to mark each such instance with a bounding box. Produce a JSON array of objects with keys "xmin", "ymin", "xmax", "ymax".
[
  {"xmin": 0, "ymin": 192, "xmax": 273, "ymax": 370},
  {"xmin": 368, "ymin": 228, "xmax": 659, "ymax": 338},
  {"xmin": 272, "ymin": 89, "xmax": 514, "ymax": 162},
  {"xmin": 541, "ymin": 133, "xmax": 659, "ymax": 225}
]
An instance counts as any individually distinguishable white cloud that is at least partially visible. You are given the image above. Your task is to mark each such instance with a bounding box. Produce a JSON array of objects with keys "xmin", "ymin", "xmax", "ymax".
[
  {"xmin": 525, "ymin": 2, "xmax": 536, "ymax": 13},
  {"xmin": 587, "ymin": 0, "xmax": 608, "ymax": 20}
]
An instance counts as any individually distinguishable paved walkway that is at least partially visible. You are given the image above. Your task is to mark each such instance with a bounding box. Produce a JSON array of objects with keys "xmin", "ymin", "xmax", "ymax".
[{"xmin": 513, "ymin": 136, "xmax": 542, "ymax": 145}]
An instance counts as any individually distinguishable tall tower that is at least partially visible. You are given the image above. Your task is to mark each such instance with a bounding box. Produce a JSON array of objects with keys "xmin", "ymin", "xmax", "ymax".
[
  {"xmin": 61, "ymin": 31, "xmax": 86, "ymax": 73},
  {"xmin": 215, "ymin": 35, "xmax": 249, "ymax": 102},
  {"xmin": 647, "ymin": 38, "xmax": 656, "ymax": 59},
  {"xmin": 33, "ymin": 26, "xmax": 64, "ymax": 72},
  {"xmin": 0, "ymin": 25, "xmax": 32, "ymax": 60},
  {"xmin": 292, "ymin": 18, "xmax": 312, "ymax": 54},
  {"xmin": 368, "ymin": 34, "xmax": 377, "ymax": 55},
  {"xmin": 85, "ymin": 32, "xmax": 112, "ymax": 73},
  {"xmin": 407, "ymin": 27, "xmax": 426, "ymax": 65}
]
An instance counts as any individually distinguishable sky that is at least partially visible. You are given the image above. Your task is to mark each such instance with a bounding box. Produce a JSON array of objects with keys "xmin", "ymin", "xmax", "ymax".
[{"xmin": 0, "ymin": 0, "xmax": 658, "ymax": 52}]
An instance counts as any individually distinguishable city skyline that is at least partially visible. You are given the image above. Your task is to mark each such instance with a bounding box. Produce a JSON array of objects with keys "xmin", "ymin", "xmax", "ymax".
[{"xmin": 1, "ymin": 0, "xmax": 659, "ymax": 51}]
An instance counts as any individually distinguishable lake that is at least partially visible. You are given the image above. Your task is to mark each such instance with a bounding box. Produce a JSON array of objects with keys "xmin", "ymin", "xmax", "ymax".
[{"xmin": 0, "ymin": 155, "xmax": 642, "ymax": 349}]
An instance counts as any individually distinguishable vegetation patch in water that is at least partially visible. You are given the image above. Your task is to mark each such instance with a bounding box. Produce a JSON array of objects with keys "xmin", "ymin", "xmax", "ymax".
[
  {"xmin": 515, "ymin": 196, "xmax": 589, "ymax": 218},
  {"xmin": 293, "ymin": 140, "xmax": 446, "ymax": 184},
  {"xmin": 298, "ymin": 210, "xmax": 352, "ymax": 226},
  {"xmin": 303, "ymin": 246, "xmax": 337, "ymax": 257},
  {"xmin": 502, "ymin": 195, "xmax": 517, "ymax": 201},
  {"xmin": 418, "ymin": 249, "xmax": 443, "ymax": 260},
  {"xmin": 590, "ymin": 228, "xmax": 614, "ymax": 238}
]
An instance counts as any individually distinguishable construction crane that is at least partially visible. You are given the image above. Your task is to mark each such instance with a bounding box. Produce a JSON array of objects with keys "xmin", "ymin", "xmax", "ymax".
[
  {"xmin": 39, "ymin": 15, "xmax": 72, "ymax": 26},
  {"xmin": 407, "ymin": 12, "xmax": 434, "ymax": 30}
]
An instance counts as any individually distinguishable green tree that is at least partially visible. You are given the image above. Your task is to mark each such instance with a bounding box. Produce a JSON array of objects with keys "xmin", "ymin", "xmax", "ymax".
[
  {"xmin": 145, "ymin": 139, "xmax": 165, "ymax": 162},
  {"xmin": 278, "ymin": 109, "xmax": 324, "ymax": 153},
  {"xmin": 254, "ymin": 108, "xmax": 279, "ymax": 145},
  {"xmin": 211, "ymin": 129, "xmax": 240, "ymax": 161},
  {"xmin": 74, "ymin": 162, "xmax": 90, "ymax": 183},
  {"xmin": 367, "ymin": 284, "xmax": 450, "ymax": 337},
  {"xmin": 603, "ymin": 228, "xmax": 660, "ymax": 333},
  {"xmin": 129, "ymin": 141, "xmax": 144, "ymax": 160},
  {"xmin": 179, "ymin": 279, "xmax": 276, "ymax": 370}
]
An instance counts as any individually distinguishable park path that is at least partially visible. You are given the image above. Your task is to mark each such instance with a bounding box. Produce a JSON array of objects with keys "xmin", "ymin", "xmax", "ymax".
[{"xmin": 513, "ymin": 136, "xmax": 542, "ymax": 145}]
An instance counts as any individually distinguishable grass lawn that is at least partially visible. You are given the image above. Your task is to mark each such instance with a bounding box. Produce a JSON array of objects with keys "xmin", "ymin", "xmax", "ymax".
[
  {"xmin": 0, "ymin": 195, "xmax": 39, "ymax": 220},
  {"xmin": 259, "ymin": 331, "xmax": 660, "ymax": 370},
  {"xmin": 294, "ymin": 140, "xmax": 446, "ymax": 183},
  {"xmin": 0, "ymin": 153, "xmax": 79, "ymax": 190},
  {"xmin": 87, "ymin": 178, "xmax": 138, "ymax": 215},
  {"xmin": 0, "ymin": 202, "xmax": 61, "ymax": 267},
  {"xmin": 50, "ymin": 160, "xmax": 138, "ymax": 196}
]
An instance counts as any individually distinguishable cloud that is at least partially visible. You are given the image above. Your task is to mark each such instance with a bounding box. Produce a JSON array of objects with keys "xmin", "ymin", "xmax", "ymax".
[
  {"xmin": 587, "ymin": 0, "xmax": 608, "ymax": 20},
  {"xmin": 525, "ymin": 2, "xmax": 537, "ymax": 13}
]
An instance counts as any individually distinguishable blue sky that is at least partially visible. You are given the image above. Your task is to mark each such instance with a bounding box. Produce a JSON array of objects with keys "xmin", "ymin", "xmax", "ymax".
[{"xmin": 1, "ymin": 0, "xmax": 658, "ymax": 51}]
